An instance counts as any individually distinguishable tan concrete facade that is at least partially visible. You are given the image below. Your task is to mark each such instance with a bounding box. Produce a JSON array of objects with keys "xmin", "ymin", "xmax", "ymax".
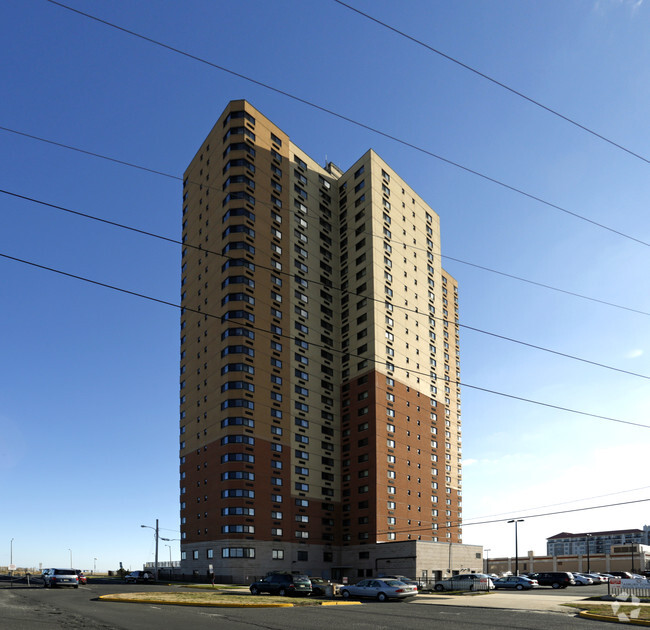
[
  {"xmin": 179, "ymin": 100, "xmax": 463, "ymax": 580},
  {"xmin": 486, "ymin": 545, "xmax": 650, "ymax": 576}
]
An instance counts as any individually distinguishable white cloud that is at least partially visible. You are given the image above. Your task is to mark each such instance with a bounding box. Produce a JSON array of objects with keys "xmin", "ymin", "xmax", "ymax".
[
  {"xmin": 594, "ymin": 0, "xmax": 644, "ymax": 14},
  {"xmin": 626, "ymin": 348, "xmax": 644, "ymax": 359}
]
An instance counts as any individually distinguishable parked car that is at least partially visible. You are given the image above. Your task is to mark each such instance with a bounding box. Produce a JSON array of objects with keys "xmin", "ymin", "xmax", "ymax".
[
  {"xmin": 581, "ymin": 573, "xmax": 606, "ymax": 584},
  {"xmin": 75, "ymin": 570, "xmax": 87, "ymax": 585},
  {"xmin": 42, "ymin": 568, "xmax": 79, "ymax": 588},
  {"xmin": 434, "ymin": 573, "xmax": 494, "ymax": 591},
  {"xmin": 308, "ymin": 577, "xmax": 332, "ymax": 596},
  {"xmin": 124, "ymin": 571, "xmax": 155, "ymax": 583},
  {"xmin": 249, "ymin": 573, "xmax": 312, "ymax": 597},
  {"xmin": 529, "ymin": 572, "xmax": 575, "ymax": 589},
  {"xmin": 340, "ymin": 578, "xmax": 418, "ymax": 601},
  {"xmin": 378, "ymin": 574, "xmax": 419, "ymax": 586},
  {"xmin": 608, "ymin": 571, "xmax": 634, "ymax": 580},
  {"xmin": 493, "ymin": 576, "xmax": 539, "ymax": 590},
  {"xmin": 571, "ymin": 573, "xmax": 594, "ymax": 586}
]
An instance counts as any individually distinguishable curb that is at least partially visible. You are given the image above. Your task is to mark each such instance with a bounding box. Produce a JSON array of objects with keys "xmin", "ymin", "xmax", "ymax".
[
  {"xmin": 578, "ymin": 611, "xmax": 650, "ymax": 626},
  {"xmin": 99, "ymin": 595, "xmax": 294, "ymax": 608},
  {"xmin": 98, "ymin": 594, "xmax": 362, "ymax": 608}
]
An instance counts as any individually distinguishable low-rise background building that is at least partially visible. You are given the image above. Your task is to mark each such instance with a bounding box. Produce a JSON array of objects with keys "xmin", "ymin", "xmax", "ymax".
[
  {"xmin": 486, "ymin": 544, "xmax": 650, "ymax": 576},
  {"xmin": 546, "ymin": 526, "xmax": 650, "ymax": 556}
]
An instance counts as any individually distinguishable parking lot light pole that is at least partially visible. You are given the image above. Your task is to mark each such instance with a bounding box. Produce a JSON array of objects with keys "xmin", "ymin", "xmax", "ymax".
[
  {"xmin": 93, "ymin": 558, "xmax": 97, "ymax": 575},
  {"xmin": 160, "ymin": 537, "xmax": 180, "ymax": 576},
  {"xmin": 507, "ymin": 519, "xmax": 524, "ymax": 576},
  {"xmin": 69, "ymin": 549, "xmax": 72, "ymax": 569},
  {"xmin": 141, "ymin": 520, "xmax": 159, "ymax": 581},
  {"xmin": 586, "ymin": 534, "xmax": 592, "ymax": 573},
  {"xmin": 484, "ymin": 549, "xmax": 491, "ymax": 574}
]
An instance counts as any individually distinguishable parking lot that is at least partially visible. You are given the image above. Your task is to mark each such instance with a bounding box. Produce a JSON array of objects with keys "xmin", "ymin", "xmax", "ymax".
[{"xmin": 0, "ymin": 577, "xmax": 613, "ymax": 630}]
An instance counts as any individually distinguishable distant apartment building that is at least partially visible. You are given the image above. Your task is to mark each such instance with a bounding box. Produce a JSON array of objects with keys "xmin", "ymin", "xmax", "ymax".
[
  {"xmin": 547, "ymin": 526, "xmax": 650, "ymax": 556},
  {"xmin": 178, "ymin": 100, "xmax": 463, "ymax": 581}
]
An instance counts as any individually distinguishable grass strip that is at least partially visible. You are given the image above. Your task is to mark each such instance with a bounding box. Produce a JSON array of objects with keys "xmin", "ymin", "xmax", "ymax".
[
  {"xmin": 100, "ymin": 591, "xmax": 324, "ymax": 606},
  {"xmin": 563, "ymin": 602, "xmax": 650, "ymax": 621}
]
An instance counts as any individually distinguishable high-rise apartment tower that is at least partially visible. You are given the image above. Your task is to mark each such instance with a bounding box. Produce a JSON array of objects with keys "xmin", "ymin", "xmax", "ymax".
[{"xmin": 179, "ymin": 100, "xmax": 462, "ymax": 581}]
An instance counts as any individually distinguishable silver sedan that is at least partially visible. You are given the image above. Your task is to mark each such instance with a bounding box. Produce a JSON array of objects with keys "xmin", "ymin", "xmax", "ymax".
[{"xmin": 340, "ymin": 579, "xmax": 418, "ymax": 602}]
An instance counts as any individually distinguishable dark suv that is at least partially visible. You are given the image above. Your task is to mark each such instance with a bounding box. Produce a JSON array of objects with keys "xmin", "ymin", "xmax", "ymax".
[
  {"xmin": 124, "ymin": 571, "xmax": 155, "ymax": 583},
  {"xmin": 249, "ymin": 573, "xmax": 312, "ymax": 596},
  {"xmin": 529, "ymin": 572, "xmax": 575, "ymax": 589}
]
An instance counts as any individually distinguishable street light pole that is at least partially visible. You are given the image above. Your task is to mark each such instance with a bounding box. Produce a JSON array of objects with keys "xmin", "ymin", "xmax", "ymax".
[
  {"xmin": 141, "ymin": 520, "xmax": 160, "ymax": 581},
  {"xmin": 94, "ymin": 558, "xmax": 97, "ymax": 575},
  {"xmin": 484, "ymin": 548, "xmax": 491, "ymax": 574},
  {"xmin": 507, "ymin": 519, "xmax": 524, "ymax": 576},
  {"xmin": 69, "ymin": 549, "xmax": 73, "ymax": 569},
  {"xmin": 10, "ymin": 538, "xmax": 14, "ymax": 566},
  {"xmin": 586, "ymin": 534, "xmax": 592, "ymax": 573}
]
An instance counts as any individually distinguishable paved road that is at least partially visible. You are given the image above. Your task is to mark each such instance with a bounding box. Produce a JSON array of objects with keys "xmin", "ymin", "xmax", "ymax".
[{"xmin": 0, "ymin": 580, "xmax": 612, "ymax": 629}]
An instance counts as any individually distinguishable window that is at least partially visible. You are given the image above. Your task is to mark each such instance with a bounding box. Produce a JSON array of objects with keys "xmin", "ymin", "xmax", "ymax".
[
  {"xmin": 222, "ymin": 208, "xmax": 255, "ymax": 223},
  {"xmin": 221, "ymin": 488, "xmax": 254, "ymax": 498},
  {"xmin": 221, "ymin": 547, "xmax": 255, "ymax": 558}
]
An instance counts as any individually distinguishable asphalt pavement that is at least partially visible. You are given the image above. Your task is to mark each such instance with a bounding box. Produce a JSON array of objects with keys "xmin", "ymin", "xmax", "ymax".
[{"xmin": 0, "ymin": 581, "xmax": 615, "ymax": 630}]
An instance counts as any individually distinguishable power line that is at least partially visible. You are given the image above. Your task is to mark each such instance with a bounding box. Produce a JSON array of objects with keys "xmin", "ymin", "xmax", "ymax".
[
  {"xmin": 462, "ymin": 484, "xmax": 650, "ymax": 524},
  {"xmin": 0, "ymin": 126, "xmax": 180, "ymax": 182},
  {"xmin": 332, "ymin": 0, "xmax": 650, "ymax": 167},
  {"xmin": 5, "ymin": 188, "xmax": 650, "ymax": 383},
  {"xmin": 43, "ymin": 0, "xmax": 650, "ymax": 248},
  {"xmin": 378, "ymin": 497, "xmax": 650, "ymax": 536},
  {"xmin": 2, "ymin": 124, "xmax": 649, "ymax": 320},
  {"xmin": 1, "ymin": 248, "xmax": 648, "ymax": 430},
  {"xmin": 442, "ymin": 255, "xmax": 650, "ymax": 317}
]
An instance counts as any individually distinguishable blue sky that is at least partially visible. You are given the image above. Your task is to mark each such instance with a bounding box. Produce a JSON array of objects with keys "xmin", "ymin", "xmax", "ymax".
[{"xmin": 1, "ymin": 0, "xmax": 649, "ymax": 573}]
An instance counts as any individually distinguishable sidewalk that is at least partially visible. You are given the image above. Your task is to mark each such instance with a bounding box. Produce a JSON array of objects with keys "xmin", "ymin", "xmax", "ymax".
[{"xmin": 415, "ymin": 590, "xmax": 600, "ymax": 613}]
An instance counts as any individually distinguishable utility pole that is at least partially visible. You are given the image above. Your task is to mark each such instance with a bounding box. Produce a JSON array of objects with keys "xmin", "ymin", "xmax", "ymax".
[
  {"xmin": 141, "ymin": 520, "xmax": 160, "ymax": 581},
  {"xmin": 155, "ymin": 519, "xmax": 159, "ymax": 581}
]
